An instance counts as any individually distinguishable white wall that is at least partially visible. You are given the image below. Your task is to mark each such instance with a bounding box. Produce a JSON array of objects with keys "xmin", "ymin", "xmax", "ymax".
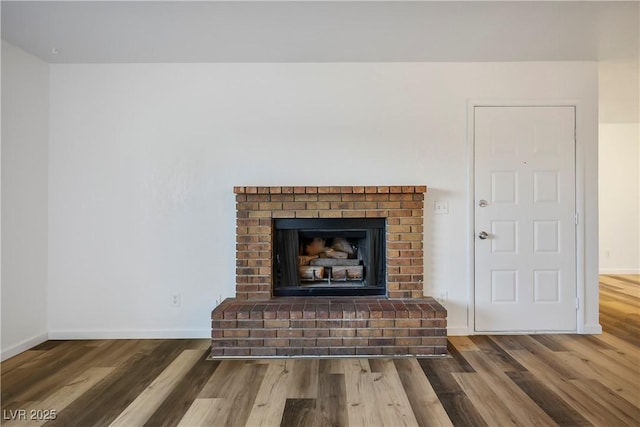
[
  {"xmin": 48, "ymin": 62, "xmax": 599, "ymax": 337},
  {"xmin": 599, "ymin": 123, "xmax": 640, "ymax": 274},
  {"xmin": 1, "ymin": 42, "xmax": 49, "ymax": 360}
]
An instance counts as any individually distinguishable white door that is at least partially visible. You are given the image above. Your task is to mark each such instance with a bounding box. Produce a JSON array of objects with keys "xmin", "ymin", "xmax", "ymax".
[{"xmin": 474, "ymin": 106, "xmax": 577, "ymax": 332}]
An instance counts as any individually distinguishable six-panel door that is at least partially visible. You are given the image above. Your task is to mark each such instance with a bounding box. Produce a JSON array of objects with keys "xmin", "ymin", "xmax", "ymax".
[{"xmin": 474, "ymin": 106, "xmax": 577, "ymax": 332}]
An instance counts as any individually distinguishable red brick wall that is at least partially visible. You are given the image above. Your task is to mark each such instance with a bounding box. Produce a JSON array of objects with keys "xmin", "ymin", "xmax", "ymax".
[{"xmin": 234, "ymin": 186, "xmax": 427, "ymax": 300}]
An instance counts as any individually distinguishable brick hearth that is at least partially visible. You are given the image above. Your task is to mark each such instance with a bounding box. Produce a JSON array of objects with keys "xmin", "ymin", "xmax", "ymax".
[
  {"xmin": 211, "ymin": 186, "xmax": 447, "ymax": 358},
  {"xmin": 211, "ymin": 297, "xmax": 446, "ymax": 357}
]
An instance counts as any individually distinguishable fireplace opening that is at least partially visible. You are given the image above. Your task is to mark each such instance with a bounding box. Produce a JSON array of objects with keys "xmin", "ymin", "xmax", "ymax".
[{"xmin": 273, "ymin": 218, "xmax": 386, "ymax": 296}]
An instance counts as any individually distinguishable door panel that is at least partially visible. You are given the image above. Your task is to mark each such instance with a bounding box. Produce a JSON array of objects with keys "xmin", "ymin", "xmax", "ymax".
[{"xmin": 474, "ymin": 106, "xmax": 576, "ymax": 332}]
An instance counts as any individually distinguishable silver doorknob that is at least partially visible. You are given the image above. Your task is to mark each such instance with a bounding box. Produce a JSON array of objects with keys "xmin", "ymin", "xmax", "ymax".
[{"xmin": 478, "ymin": 231, "xmax": 490, "ymax": 240}]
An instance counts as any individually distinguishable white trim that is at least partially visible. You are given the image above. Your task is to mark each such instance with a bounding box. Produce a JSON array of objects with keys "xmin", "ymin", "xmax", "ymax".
[
  {"xmin": 467, "ymin": 99, "xmax": 589, "ymax": 334},
  {"xmin": 447, "ymin": 326, "xmax": 471, "ymax": 336},
  {"xmin": 460, "ymin": 329, "xmax": 575, "ymax": 335},
  {"xmin": 466, "ymin": 101, "xmax": 476, "ymax": 335},
  {"xmin": 574, "ymin": 102, "xmax": 586, "ymax": 333},
  {"xmin": 583, "ymin": 323, "xmax": 603, "ymax": 334},
  {"xmin": 48, "ymin": 329, "xmax": 211, "ymax": 340},
  {"xmin": 599, "ymin": 269, "xmax": 640, "ymax": 275},
  {"xmin": 1, "ymin": 333, "xmax": 49, "ymax": 362}
]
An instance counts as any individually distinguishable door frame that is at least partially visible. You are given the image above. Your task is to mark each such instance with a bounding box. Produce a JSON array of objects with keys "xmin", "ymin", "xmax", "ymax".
[{"xmin": 466, "ymin": 99, "xmax": 588, "ymax": 334}]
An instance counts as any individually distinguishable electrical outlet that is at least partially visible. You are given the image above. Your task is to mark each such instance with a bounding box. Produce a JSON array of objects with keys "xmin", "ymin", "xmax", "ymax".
[
  {"xmin": 437, "ymin": 291, "xmax": 448, "ymax": 304},
  {"xmin": 605, "ymin": 249, "xmax": 611, "ymax": 259},
  {"xmin": 171, "ymin": 293, "xmax": 181, "ymax": 307}
]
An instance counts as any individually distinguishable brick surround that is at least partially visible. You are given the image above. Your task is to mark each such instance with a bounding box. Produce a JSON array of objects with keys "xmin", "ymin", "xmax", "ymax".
[
  {"xmin": 210, "ymin": 185, "xmax": 448, "ymax": 358},
  {"xmin": 234, "ymin": 185, "xmax": 427, "ymax": 300}
]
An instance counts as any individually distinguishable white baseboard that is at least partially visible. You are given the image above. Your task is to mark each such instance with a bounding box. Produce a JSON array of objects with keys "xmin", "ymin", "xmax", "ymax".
[
  {"xmin": 599, "ymin": 268, "xmax": 640, "ymax": 275},
  {"xmin": 449, "ymin": 326, "xmax": 601, "ymax": 335},
  {"xmin": 48, "ymin": 329, "xmax": 211, "ymax": 340},
  {"xmin": 580, "ymin": 323, "xmax": 603, "ymax": 334},
  {"xmin": 1, "ymin": 333, "xmax": 49, "ymax": 362},
  {"xmin": 447, "ymin": 326, "xmax": 470, "ymax": 336}
]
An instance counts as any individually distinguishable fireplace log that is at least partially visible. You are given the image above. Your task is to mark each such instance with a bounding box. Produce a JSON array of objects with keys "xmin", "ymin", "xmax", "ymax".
[
  {"xmin": 304, "ymin": 238, "xmax": 327, "ymax": 256},
  {"xmin": 298, "ymin": 255, "xmax": 319, "ymax": 266},
  {"xmin": 299, "ymin": 266, "xmax": 325, "ymax": 281},
  {"xmin": 320, "ymin": 249, "xmax": 349, "ymax": 259},
  {"xmin": 332, "ymin": 266, "xmax": 364, "ymax": 280},
  {"xmin": 304, "ymin": 238, "xmax": 349, "ymax": 259},
  {"xmin": 310, "ymin": 258, "xmax": 360, "ymax": 267},
  {"xmin": 331, "ymin": 237, "xmax": 355, "ymax": 255}
]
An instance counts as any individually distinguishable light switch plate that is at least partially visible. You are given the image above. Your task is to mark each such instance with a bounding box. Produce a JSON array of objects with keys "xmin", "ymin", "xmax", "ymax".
[{"xmin": 434, "ymin": 201, "xmax": 449, "ymax": 214}]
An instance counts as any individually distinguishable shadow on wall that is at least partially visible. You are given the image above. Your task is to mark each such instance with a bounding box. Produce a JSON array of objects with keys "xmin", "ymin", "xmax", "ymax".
[{"xmin": 422, "ymin": 187, "xmax": 456, "ymax": 302}]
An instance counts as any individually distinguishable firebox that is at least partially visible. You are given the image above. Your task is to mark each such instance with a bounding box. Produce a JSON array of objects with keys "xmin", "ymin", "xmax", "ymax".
[{"xmin": 273, "ymin": 218, "xmax": 386, "ymax": 296}]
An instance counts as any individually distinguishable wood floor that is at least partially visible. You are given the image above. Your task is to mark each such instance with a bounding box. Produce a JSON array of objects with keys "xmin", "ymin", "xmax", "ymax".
[{"xmin": 2, "ymin": 275, "xmax": 638, "ymax": 427}]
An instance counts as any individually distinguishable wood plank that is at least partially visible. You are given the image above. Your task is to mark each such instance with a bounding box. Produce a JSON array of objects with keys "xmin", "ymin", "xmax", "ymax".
[
  {"xmin": 30, "ymin": 341, "xmax": 68, "ymax": 352},
  {"xmin": 619, "ymin": 274, "xmax": 640, "ymax": 284},
  {"xmin": 318, "ymin": 359, "xmax": 343, "ymax": 375},
  {"xmin": 530, "ymin": 334, "xmax": 570, "ymax": 352},
  {"xmin": 315, "ymin": 373, "xmax": 348, "ymax": 427},
  {"xmin": 446, "ymin": 341, "xmax": 476, "ymax": 373},
  {"xmin": 92, "ymin": 339, "xmax": 161, "ymax": 368},
  {"xmin": 549, "ymin": 350, "xmax": 639, "ymax": 405},
  {"xmin": 595, "ymin": 331, "xmax": 640, "ymax": 363},
  {"xmin": 44, "ymin": 340, "xmax": 189, "ymax": 427},
  {"xmin": 468, "ymin": 336, "xmax": 528, "ymax": 372},
  {"xmin": 342, "ymin": 359, "xmax": 385, "ymax": 427},
  {"xmin": 600, "ymin": 281, "xmax": 640, "ymax": 299},
  {"xmin": 394, "ymin": 358, "xmax": 453, "ymax": 427},
  {"xmin": 503, "ymin": 336, "xmax": 584, "ymax": 380},
  {"xmin": 2, "ymin": 342, "xmax": 96, "ymax": 405},
  {"xmin": 287, "ymin": 359, "xmax": 319, "ymax": 399},
  {"xmin": 603, "ymin": 274, "xmax": 640, "ymax": 288},
  {"xmin": 448, "ymin": 336, "xmax": 480, "ymax": 352},
  {"xmin": 142, "ymin": 355, "xmax": 220, "ymax": 427},
  {"xmin": 600, "ymin": 285, "xmax": 640, "ymax": 302},
  {"xmin": 510, "ymin": 349, "xmax": 636, "ymax": 427},
  {"xmin": 109, "ymin": 349, "xmax": 204, "ymax": 426},
  {"xmin": 505, "ymin": 371, "xmax": 591, "ymax": 426},
  {"xmin": 366, "ymin": 359, "xmax": 419, "ymax": 427},
  {"xmin": 0, "ymin": 351, "xmax": 48, "ymax": 375},
  {"xmin": 2, "ymin": 367, "xmax": 114, "ymax": 427},
  {"xmin": 452, "ymin": 372, "xmax": 519, "ymax": 426},
  {"xmin": 244, "ymin": 360, "xmax": 294, "ymax": 426},
  {"xmin": 198, "ymin": 360, "xmax": 249, "ymax": 398},
  {"xmin": 489, "ymin": 335, "xmax": 528, "ymax": 351},
  {"xmin": 418, "ymin": 358, "xmax": 488, "ymax": 427},
  {"xmin": 570, "ymin": 378, "xmax": 640, "ymax": 426},
  {"xmin": 551, "ymin": 334, "xmax": 640, "ymax": 383},
  {"xmin": 177, "ymin": 398, "xmax": 227, "ymax": 427},
  {"xmin": 599, "ymin": 275, "xmax": 640, "ymax": 348},
  {"xmin": 220, "ymin": 363, "xmax": 269, "ymax": 427},
  {"xmin": 280, "ymin": 398, "xmax": 317, "ymax": 427},
  {"xmin": 5, "ymin": 339, "xmax": 161, "ymax": 411},
  {"xmin": 459, "ymin": 351, "xmax": 556, "ymax": 426},
  {"xmin": 599, "ymin": 313, "xmax": 640, "ymax": 346},
  {"xmin": 195, "ymin": 360, "xmax": 268, "ymax": 426},
  {"xmin": 599, "ymin": 348, "xmax": 640, "ymax": 375}
]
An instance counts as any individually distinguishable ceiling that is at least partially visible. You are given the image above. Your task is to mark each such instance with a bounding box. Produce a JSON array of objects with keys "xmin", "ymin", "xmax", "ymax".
[
  {"xmin": 1, "ymin": 1, "xmax": 638, "ymax": 64},
  {"xmin": 2, "ymin": 1, "xmax": 638, "ymax": 121}
]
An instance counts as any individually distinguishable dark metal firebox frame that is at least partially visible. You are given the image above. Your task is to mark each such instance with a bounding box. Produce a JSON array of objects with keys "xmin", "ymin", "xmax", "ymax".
[{"xmin": 273, "ymin": 218, "xmax": 386, "ymax": 297}]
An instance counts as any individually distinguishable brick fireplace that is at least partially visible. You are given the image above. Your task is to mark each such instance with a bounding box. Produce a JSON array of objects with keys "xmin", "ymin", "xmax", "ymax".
[{"xmin": 210, "ymin": 186, "xmax": 447, "ymax": 358}]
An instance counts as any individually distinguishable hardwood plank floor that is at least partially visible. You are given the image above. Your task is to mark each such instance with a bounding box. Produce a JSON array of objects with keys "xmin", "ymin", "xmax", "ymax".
[{"xmin": 2, "ymin": 275, "xmax": 638, "ymax": 426}]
